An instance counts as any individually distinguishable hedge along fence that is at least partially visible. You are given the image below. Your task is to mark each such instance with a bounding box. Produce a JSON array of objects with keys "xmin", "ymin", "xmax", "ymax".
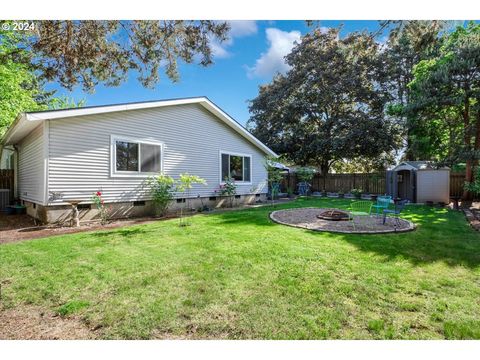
[{"xmin": 281, "ymin": 171, "xmax": 466, "ymax": 197}]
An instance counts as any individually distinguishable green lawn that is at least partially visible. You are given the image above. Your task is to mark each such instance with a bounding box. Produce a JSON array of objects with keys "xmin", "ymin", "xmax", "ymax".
[{"xmin": 1, "ymin": 198, "xmax": 480, "ymax": 339}]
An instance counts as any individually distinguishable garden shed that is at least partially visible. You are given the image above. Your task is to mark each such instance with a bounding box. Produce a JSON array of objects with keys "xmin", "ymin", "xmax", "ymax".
[{"xmin": 386, "ymin": 161, "xmax": 450, "ymax": 204}]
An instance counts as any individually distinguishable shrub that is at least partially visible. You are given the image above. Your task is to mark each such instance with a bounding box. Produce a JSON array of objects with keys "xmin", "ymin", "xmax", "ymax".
[
  {"xmin": 92, "ymin": 191, "xmax": 110, "ymax": 225},
  {"xmin": 464, "ymin": 166, "xmax": 480, "ymax": 196},
  {"xmin": 218, "ymin": 177, "xmax": 237, "ymax": 207},
  {"xmin": 351, "ymin": 188, "xmax": 363, "ymax": 198},
  {"xmin": 296, "ymin": 167, "xmax": 315, "ymax": 183},
  {"xmin": 146, "ymin": 175, "xmax": 176, "ymax": 217},
  {"xmin": 264, "ymin": 156, "xmax": 284, "ymax": 205},
  {"xmin": 176, "ymin": 173, "xmax": 207, "ymax": 226}
]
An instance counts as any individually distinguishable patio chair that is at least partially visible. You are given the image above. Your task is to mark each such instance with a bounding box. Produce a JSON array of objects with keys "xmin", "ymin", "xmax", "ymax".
[
  {"xmin": 383, "ymin": 199, "xmax": 408, "ymax": 226},
  {"xmin": 372, "ymin": 196, "xmax": 392, "ymax": 216},
  {"xmin": 349, "ymin": 200, "xmax": 373, "ymax": 230}
]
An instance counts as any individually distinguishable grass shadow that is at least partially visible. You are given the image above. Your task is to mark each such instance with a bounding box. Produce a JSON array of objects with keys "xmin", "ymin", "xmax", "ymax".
[{"xmin": 213, "ymin": 198, "xmax": 480, "ymax": 269}]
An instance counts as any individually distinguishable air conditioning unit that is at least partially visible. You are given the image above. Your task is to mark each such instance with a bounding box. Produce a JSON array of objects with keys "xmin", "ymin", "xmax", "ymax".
[{"xmin": 0, "ymin": 189, "xmax": 10, "ymax": 210}]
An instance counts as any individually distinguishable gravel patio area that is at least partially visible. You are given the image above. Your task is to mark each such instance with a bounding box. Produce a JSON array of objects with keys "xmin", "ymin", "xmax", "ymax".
[{"xmin": 270, "ymin": 207, "xmax": 416, "ymax": 234}]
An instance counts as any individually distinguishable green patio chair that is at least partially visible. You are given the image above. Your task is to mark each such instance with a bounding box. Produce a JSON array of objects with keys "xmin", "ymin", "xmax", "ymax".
[
  {"xmin": 349, "ymin": 200, "xmax": 373, "ymax": 230},
  {"xmin": 371, "ymin": 196, "xmax": 392, "ymax": 216}
]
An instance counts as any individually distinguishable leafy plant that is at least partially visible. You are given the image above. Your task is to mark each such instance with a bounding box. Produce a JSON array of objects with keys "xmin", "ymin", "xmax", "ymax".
[
  {"xmin": 286, "ymin": 186, "xmax": 295, "ymax": 198},
  {"xmin": 264, "ymin": 156, "xmax": 284, "ymax": 206},
  {"xmin": 464, "ymin": 167, "xmax": 480, "ymax": 197},
  {"xmin": 146, "ymin": 174, "xmax": 176, "ymax": 217},
  {"xmin": 92, "ymin": 191, "xmax": 110, "ymax": 225},
  {"xmin": 218, "ymin": 177, "xmax": 237, "ymax": 207},
  {"xmin": 296, "ymin": 167, "xmax": 315, "ymax": 183},
  {"xmin": 351, "ymin": 188, "xmax": 363, "ymax": 199},
  {"xmin": 176, "ymin": 173, "xmax": 207, "ymax": 226}
]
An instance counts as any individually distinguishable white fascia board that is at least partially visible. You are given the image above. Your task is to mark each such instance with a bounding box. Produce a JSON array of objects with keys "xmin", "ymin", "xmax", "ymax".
[
  {"xmin": 24, "ymin": 97, "xmax": 207, "ymax": 121},
  {"xmin": 7, "ymin": 97, "xmax": 278, "ymax": 158},
  {"xmin": 200, "ymin": 101, "xmax": 278, "ymax": 158}
]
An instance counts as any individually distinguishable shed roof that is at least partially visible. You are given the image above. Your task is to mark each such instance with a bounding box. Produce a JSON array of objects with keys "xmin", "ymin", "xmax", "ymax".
[{"xmin": 392, "ymin": 161, "xmax": 448, "ymax": 172}]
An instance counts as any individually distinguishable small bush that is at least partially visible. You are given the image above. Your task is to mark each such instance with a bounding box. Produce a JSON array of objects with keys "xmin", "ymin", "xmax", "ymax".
[
  {"xmin": 350, "ymin": 188, "xmax": 363, "ymax": 198},
  {"xmin": 92, "ymin": 191, "xmax": 111, "ymax": 225},
  {"xmin": 217, "ymin": 177, "xmax": 237, "ymax": 207},
  {"xmin": 146, "ymin": 175, "xmax": 176, "ymax": 217},
  {"xmin": 296, "ymin": 167, "xmax": 315, "ymax": 183}
]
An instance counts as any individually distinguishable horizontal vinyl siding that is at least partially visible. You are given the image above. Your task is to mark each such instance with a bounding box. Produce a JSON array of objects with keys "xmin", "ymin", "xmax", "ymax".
[
  {"xmin": 18, "ymin": 124, "xmax": 44, "ymax": 203},
  {"xmin": 48, "ymin": 104, "xmax": 268, "ymax": 204}
]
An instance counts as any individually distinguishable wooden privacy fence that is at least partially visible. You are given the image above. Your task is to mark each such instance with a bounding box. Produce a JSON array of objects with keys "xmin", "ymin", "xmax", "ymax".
[
  {"xmin": 450, "ymin": 172, "xmax": 465, "ymax": 198},
  {"xmin": 281, "ymin": 171, "xmax": 466, "ymax": 197},
  {"xmin": 0, "ymin": 169, "xmax": 14, "ymax": 202},
  {"xmin": 281, "ymin": 173, "xmax": 387, "ymax": 194}
]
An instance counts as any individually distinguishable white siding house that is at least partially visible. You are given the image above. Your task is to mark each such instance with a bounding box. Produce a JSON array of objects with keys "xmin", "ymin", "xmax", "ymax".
[{"xmin": 2, "ymin": 97, "xmax": 276, "ymax": 223}]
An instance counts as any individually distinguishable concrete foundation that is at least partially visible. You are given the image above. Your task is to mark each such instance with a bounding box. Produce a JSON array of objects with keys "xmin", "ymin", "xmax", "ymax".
[{"xmin": 23, "ymin": 193, "xmax": 266, "ymax": 225}]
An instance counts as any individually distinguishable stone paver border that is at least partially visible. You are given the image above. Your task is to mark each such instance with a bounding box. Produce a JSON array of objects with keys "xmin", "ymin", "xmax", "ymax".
[{"xmin": 270, "ymin": 207, "xmax": 416, "ymax": 234}]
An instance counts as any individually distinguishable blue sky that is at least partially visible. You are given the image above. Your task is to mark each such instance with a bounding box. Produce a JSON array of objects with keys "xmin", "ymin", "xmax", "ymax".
[{"xmin": 48, "ymin": 21, "xmax": 384, "ymax": 125}]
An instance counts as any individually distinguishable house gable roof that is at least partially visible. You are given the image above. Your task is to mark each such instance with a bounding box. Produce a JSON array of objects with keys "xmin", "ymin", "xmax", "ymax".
[{"xmin": 2, "ymin": 96, "xmax": 277, "ymax": 157}]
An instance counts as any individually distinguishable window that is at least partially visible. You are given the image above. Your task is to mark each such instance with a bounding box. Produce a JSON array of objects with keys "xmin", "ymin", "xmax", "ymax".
[
  {"xmin": 220, "ymin": 152, "xmax": 252, "ymax": 183},
  {"xmin": 116, "ymin": 141, "xmax": 139, "ymax": 171},
  {"xmin": 112, "ymin": 136, "xmax": 162, "ymax": 176}
]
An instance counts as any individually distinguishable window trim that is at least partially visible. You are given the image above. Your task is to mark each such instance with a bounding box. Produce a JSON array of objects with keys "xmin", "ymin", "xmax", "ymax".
[
  {"xmin": 219, "ymin": 150, "xmax": 252, "ymax": 185},
  {"xmin": 110, "ymin": 135, "xmax": 164, "ymax": 178}
]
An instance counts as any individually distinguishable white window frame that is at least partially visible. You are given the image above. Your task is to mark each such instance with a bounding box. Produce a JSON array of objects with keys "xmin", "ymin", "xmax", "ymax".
[
  {"xmin": 219, "ymin": 150, "xmax": 252, "ymax": 185},
  {"xmin": 110, "ymin": 135, "xmax": 164, "ymax": 178}
]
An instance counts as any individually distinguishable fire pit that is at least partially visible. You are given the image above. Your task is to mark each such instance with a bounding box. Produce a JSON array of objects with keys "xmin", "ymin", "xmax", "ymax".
[
  {"xmin": 270, "ymin": 208, "xmax": 416, "ymax": 234},
  {"xmin": 317, "ymin": 209, "xmax": 350, "ymax": 221}
]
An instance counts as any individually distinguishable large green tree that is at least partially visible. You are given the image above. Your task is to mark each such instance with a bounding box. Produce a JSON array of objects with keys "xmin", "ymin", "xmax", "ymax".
[
  {"xmin": 380, "ymin": 21, "xmax": 446, "ymax": 160},
  {"xmin": 248, "ymin": 27, "xmax": 400, "ymax": 186},
  {"xmin": 408, "ymin": 22, "xmax": 480, "ymax": 198},
  {"xmin": 0, "ymin": 29, "xmax": 50, "ymax": 137},
  {"xmin": 0, "ymin": 20, "xmax": 230, "ymax": 137},
  {"xmin": 6, "ymin": 20, "xmax": 229, "ymax": 92}
]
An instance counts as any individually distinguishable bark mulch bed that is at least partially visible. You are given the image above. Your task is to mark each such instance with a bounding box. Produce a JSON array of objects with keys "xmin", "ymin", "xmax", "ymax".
[
  {"xmin": 0, "ymin": 214, "xmax": 174, "ymax": 245},
  {"xmin": 270, "ymin": 207, "xmax": 416, "ymax": 234},
  {"xmin": 0, "ymin": 200, "xmax": 294, "ymax": 245}
]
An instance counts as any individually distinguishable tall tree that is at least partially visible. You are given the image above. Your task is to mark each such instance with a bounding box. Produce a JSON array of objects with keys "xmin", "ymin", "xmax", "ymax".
[
  {"xmin": 408, "ymin": 22, "xmax": 480, "ymax": 199},
  {"xmin": 0, "ymin": 29, "xmax": 50, "ymax": 137},
  {"xmin": 380, "ymin": 21, "xmax": 445, "ymax": 160},
  {"xmin": 248, "ymin": 27, "xmax": 400, "ymax": 188},
  {"xmin": 3, "ymin": 20, "xmax": 229, "ymax": 92}
]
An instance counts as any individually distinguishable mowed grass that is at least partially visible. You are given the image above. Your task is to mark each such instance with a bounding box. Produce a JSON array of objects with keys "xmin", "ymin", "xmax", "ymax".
[{"xmin": 1, "ymin": 198, "xmax": 480, "ymax": 339}]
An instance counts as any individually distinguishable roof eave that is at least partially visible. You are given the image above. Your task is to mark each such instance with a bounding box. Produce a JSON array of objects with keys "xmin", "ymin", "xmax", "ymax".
[{"xmin": 3, "ymin": 97, "xmax": 278, "ymax": 157}]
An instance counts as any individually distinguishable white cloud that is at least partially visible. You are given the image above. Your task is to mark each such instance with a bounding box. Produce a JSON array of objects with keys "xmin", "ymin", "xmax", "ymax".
[
  {"xmin": 229, "ymin": 20, "xmax": 258, "ymax": 37},
  {"xmin": 210, "ymin": 20, "xmax": 258, "ymax": 59},
  {"xmin": 246, "ymin": 28, "xmax": 301, "ymax": 79},
  {"xmin": 319, "ymin": 26, "xmax": 330, "ymax": 34}
]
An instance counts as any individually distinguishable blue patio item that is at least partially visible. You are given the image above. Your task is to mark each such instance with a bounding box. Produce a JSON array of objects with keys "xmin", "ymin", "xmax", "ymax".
[
  {"xmin": 372, "ymin": 196, "xmax": 392, "ymax": 216},
  {"xmin": 297, "ymin": 181, "xmax": 311, "ymax": 196},
  {"xmin": 383, "ymin": 199, "xmax": 408, "ymax": 226}
]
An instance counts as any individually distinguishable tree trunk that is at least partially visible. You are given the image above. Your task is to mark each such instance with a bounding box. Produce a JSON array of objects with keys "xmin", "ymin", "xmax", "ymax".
[
  {"xmin": 462, "ymin": 97, "xmax": 473, "ymax": 200},
  {"xmin": 320, "ymin": 162, "xmax": 329, "ymax": 191}
]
